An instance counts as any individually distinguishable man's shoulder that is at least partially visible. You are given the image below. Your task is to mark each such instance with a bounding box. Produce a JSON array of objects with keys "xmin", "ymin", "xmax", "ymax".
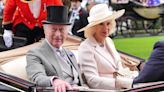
[
  {"xmin": 155, "ymin": 40, "xmax": 164, "ymax": 44},
  {"xmin": 154, "ymin": 40, "xmax": 164, "ymax": 49},
  {"xmin": 80, "ymin": 8, "xmax": 88, "ymax": 14},
  {"xmin": 27, "ymin": 43, "xmax": 45, "ymax": 54}
]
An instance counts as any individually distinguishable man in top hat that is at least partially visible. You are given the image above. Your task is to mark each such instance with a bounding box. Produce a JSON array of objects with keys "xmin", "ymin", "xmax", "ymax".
[
  {"xmin": 69, "ymin": 0, "xmax": 88, "ymax": 38},
  {"xmin": 26, "ymin": 5, "xmax": 84, "ymax": 92},
  {"xmin": 2, "ymin": 0, "xmax": 63, "ymax": 48}
]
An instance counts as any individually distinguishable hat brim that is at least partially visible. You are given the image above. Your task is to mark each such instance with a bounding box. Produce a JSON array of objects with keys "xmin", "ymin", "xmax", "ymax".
[
  {"xmin": 71, "ymin": 0, "xmax": 82, "ymax": 2},
  {"xmin": 77, "ymin": 9, "xmax": 125, "ymax": 32},
  {"xmin": 42, "ymin": 20, "xmax": 71, "ymax": 25}
]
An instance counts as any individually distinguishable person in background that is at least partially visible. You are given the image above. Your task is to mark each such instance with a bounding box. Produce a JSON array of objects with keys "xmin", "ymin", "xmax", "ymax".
[
  {"xmin": 2, "ymin": 0, "xmax": 63, "ymax": 48},
  {"xmin": 62, "ymin": 0, "xmax": 71, "ymax": 10},
  {"xmin": 133, "ymin": 40, "xmax": 164, "ymax": 84},
  {"xmin": 78, "ymin": 4, "xmax": 138, "ymax": 90},
  {"xmin": 69, "ymin": 0, "xmax": 88, "ymax": 38},
  {"xmin": 0, "ymin": 0, "xmax": 4, "ymax": 17},
  {"xmin": 26, "ymin": 5, "xmax": 84, "ymax": 92},
  {"xmin": 85, "ymin": 0, "xmax": 109, "ymax": 13},
  {"xmin": 85, "ymin": 0, "xmax": 97, "ymax": 12}
]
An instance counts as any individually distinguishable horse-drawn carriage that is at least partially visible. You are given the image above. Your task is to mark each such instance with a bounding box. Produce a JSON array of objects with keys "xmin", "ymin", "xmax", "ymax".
[
  {"xmin": 0, "ymin": 35, "xmax": 146, "ymax": 92},
  {"xmin": 0, "ymin": 0, "xmax": 164, "ymax": 91},
  {"xmin": 109, "ymin": 0, "xmax": 164, "ymax": 37}
]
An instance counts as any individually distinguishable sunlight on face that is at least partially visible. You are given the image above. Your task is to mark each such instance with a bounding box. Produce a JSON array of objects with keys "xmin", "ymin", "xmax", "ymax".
[
  {"xmin": 44, "ymin": 24, "xmax": 69, "ymax": 48},
  {"xmin": 94, "ymin": 21, "xmax": 112, "ymax": 42}
]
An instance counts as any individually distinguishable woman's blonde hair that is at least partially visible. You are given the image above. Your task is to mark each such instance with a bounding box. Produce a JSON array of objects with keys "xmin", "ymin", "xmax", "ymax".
[{"xmin": 84, "ymin": 19, "xmax": 116, "ymax": 38}]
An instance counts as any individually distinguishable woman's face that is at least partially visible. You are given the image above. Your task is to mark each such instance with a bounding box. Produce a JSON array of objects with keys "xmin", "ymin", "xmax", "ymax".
[{"xmin": 94, "ymin": 20, "xmax": 112, "ymax": 42}]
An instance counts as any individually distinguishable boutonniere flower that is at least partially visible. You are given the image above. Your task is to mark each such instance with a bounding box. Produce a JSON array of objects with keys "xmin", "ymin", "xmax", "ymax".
[
  {"xmin": 69, "ymin": 52, "xmax": 74, "ymax": 57},
  {"xmin": 79, "ymin": 11, "xmax": 82, "ymax": 15}
]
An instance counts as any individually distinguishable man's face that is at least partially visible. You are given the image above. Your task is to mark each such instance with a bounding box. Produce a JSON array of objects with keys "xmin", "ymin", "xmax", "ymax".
[
  {"xmin": 44, "ymin": 24, "xmax": 69, "ymax": 48},
  {"xmin": 71, "ymin": 0, "xmax": 81, "ymax": 10}
]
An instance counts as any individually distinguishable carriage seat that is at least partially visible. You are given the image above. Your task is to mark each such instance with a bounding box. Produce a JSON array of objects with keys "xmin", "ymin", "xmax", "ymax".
[{"xmin": 0, "ymin": 56, "xmax": 29, "ymax": 81}]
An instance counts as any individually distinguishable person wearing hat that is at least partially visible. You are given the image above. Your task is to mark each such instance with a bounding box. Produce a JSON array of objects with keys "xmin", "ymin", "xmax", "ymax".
[
  {"xmin": 78, "ymin": 4, "xmax": 138, "ymax": 89},
  {"xmin": 26, "ymin": 6, "xmax": 84, "ymax": 92},
  {"xmin": 69, "ymin": 0, "xmax": 88, "ymax": 38},
  {"xmin": 2, "ymin": 0, "xmax": 63, "ymax": 48}
]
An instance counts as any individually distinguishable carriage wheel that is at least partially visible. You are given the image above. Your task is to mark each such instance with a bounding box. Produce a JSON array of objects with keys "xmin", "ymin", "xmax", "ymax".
[
  {"xmin": 144, "ymin": 18, "xmax": 163, "ymax": 36},
  {"xmin": 118, "ymin": 16, "xmax": 136, "ymax": 37}
]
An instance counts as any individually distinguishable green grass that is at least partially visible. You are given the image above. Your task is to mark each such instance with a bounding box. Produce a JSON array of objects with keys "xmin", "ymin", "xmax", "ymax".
[{"xmin": 113, "ymin": 36, "xmax": 164, "ymax": 60}]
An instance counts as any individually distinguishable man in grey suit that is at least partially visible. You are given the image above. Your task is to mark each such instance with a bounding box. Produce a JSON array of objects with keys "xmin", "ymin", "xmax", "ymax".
[{"xmin": 26, "ymin": 5, "xmax": 84, "ymax": 92}]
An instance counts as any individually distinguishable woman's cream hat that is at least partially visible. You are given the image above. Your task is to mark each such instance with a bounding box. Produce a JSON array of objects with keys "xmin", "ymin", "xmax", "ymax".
[{"xmin": 77, "ymin": 4, "xmax": 125, "ymax": 33}]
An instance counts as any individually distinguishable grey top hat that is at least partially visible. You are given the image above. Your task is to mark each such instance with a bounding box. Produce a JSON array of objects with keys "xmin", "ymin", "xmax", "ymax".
[{"xmin": 42, "ymin": 6, "xmax": 71, "ymax": 25}]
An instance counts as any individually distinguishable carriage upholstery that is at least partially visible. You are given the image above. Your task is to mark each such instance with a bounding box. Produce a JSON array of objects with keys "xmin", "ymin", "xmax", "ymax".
[{"xmin": 0, "ymin": 56, "xmax": 28, "ymax": 80}]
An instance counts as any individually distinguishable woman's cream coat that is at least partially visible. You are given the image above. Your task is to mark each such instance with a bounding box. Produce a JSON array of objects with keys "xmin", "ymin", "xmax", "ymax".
[{"xmin": 78, "ymin": 37, "xmax": 134, "ymax": 89}]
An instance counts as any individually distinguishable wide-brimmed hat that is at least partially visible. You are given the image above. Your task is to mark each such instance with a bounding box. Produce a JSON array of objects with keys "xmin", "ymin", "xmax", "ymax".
[
  {"xmin": 77, "ymin": 4, "xmax": 125, "ymax": 33},
  {"xmin": 42, "ymin": 6, "xmax": 71, "ymax": 25}
]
